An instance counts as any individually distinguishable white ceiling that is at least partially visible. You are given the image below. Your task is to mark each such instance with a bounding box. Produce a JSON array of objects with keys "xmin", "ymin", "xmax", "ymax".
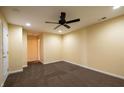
[{"xmin": 1, "ymin": 6, "xmax": 124, "ymax": 34}]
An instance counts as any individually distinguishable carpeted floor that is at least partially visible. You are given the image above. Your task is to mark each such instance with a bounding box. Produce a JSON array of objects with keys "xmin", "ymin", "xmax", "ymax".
[{"xmin": 4, "ymin": 61, "xmax": 124, "ymax": 87}]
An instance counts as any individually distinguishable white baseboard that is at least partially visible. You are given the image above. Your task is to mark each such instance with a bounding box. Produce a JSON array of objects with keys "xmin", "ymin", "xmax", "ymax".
[
  {"xmin": 23, "ymin": 65, "xmax": 27, "ymax": 68},
  {"xmin": 1, "ymin": 72, "xmax": 9, "ymax": 87},
  {"xmin": 63, "ymin": 60, "xmax": 124, "ymax": 80},
  {"xmin": 1, "ymin": 81, "xmax": 4, "ymax": 87},
  {"xmin": 9, "ymin": 69, "xmax": 23, "ymax": 74},
  {"xmin": 1, "ymin": 69, "xmax": 23, "ymax": 87},
  {"xmin": 43, "ymin": 60, "xmax": 62, "ymax": 64},
  {"xmin": 28, "ymin": 60, "xmax": 41, "ymax": 62},
  {"xmin": 1, "ymin": 83, "xmax": 3, "ymax": 87}
]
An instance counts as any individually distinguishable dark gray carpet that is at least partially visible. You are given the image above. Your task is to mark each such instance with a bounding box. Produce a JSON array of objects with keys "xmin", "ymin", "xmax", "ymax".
[{"xmin": 4, "ymin": 61, "xmax": 124, "ymax": 87}]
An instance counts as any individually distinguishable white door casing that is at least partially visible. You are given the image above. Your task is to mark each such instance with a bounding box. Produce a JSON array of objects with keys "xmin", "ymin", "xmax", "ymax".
[
  {"xmin": 2, "ymin": 22, "xmax": 8, "ymax": 79},
  {"xmin": 0, "ymin": 19, "xmax": 3, "ymax": 85}
]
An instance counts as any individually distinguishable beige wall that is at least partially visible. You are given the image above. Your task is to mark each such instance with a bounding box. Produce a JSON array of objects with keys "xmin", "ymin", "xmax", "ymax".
[
  {"xmin": 37, "ymin": 37, "xmax": 41, "ymax": 60},
  {"xmin": 87, "ymin": 15, "xmax": 124, "ymax": 76},
  {"xmin": 63, "ymin": 15, "xmax": 124, "ymax": 77},
  {"xmin": 43, "ymin": 33, "xmax": 62, "ymax": 64},
  {"xmin": 22, "ymin": 30, "xmax": 27, "ymax": 67},
  {"xmin": 0, "ymin": 12, "xmax": 8, "ymax": 86},
  {"xmin": 8, "ymin": 24, "xmax": 23, "ymax": 72},
  {"xmin": 39, "ymin": 34, "xmax": 44, "ymax": 62},
  {"xmin": 62, "ymin": 29, "xmax": 87, "ymax": 65}
]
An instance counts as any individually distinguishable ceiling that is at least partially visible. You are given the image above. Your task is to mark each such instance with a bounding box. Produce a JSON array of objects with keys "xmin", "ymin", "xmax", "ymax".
[{"xmin": 1, "ymin": 6, "xmax": 124, "ymax": 34}]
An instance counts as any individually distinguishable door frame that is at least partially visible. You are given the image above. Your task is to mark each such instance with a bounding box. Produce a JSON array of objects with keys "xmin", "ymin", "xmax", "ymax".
[{"xmin": 2, "ymin": 21, "xmax": 9, "ymax": 83}]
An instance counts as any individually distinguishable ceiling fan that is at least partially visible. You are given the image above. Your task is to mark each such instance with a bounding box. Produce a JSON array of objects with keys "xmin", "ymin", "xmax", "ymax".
[{"xmin": 45, "ymin": 12, "xmax": 80, "ymax": 30}]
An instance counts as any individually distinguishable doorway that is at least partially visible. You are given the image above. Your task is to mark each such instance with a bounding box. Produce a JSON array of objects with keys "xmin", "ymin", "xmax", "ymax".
[{"xmin": 27, "ymin": 35, "xmax": 41, "ymax": 63}]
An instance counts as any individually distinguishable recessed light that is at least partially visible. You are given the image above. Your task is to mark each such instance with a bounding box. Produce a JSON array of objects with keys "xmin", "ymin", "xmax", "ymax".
[
  {"xmin": 58, "ymin": 30, "xmax": 62, "ymax": 33},
  {"xmin": 113, "ymin": 6, "xmax": 121, "ymax": 10},
  {"xmin": 25, "ymin": 23, "xmax": 31, "ymax": 27}
]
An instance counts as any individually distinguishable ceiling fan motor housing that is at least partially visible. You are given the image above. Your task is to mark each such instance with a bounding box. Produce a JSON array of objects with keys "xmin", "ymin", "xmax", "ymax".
[
  {"xmin": 59, "ymin": 19, "xmax": 66, "ymax": 25},
  {"xmin": 59, "ymin": 12, "xmax": 66, "ymax": 25}
]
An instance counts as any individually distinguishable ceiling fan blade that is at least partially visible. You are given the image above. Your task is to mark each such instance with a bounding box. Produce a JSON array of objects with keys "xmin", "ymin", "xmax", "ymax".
[
  {"xmin": 66, "ymin": 18, "xmax": 80, "ymax": 24},
  {"xmin": 63, "ymin": 24, "xmax": 71, "ymax": 29},
  {"xmin": 45, "ymin": 21, "xmax": 59, "ymax": 24},
  {"xmin": 54, "ymin": 24, "xmax": 61, "ymax": 30}
]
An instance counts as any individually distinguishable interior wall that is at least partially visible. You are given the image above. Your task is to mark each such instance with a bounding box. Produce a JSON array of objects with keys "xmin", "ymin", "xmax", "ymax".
[
  {"xmin": 43, "ymin": 33, "xmax": 62, "ymax": 64},
  {"xmin": 62, "ymin": 29, "xmax": 87, "ymax": 65},
  {"xmin": 63, "ymin": 15, "xmax": 124, "ymax": 77},
  {"xmin": 37, "ymin": 37, "xmax": 41, "ymax": 60},
  {"xmin": 22, "ymin": 30, "xmax": 27, "ymax": 67},
  {"xmin": 87, "ymin": 15, "xmax": 124, "ymax": 76},
  {"xmin": 27, "ymin": 35, "xmax": 39, "ymax": 62},
  {"xmin": 8, "ymin": 24, "xmax": 23, "ymax": 72},
  {"xmin": 39, "ymin": 33, "xmax": 44, "ymax": 62}
]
